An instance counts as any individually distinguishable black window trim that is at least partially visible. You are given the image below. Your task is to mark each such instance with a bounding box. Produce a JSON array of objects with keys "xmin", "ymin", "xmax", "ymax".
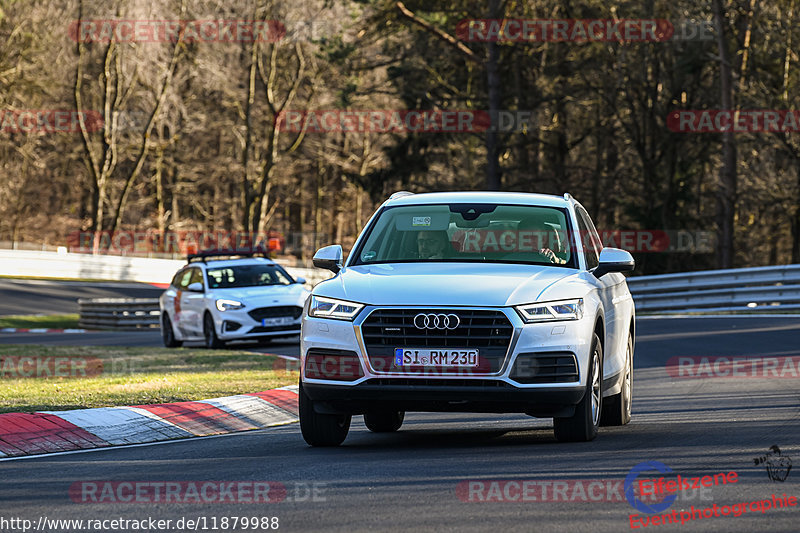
[
  {"xmin": 349, "ymin": 202, "xmax": 579, "ymax": 269},
  {"xmin": 575, "ymin": 206, "xmax": 601, "ymax": 271},
  {"xmin": 203, "ymin": 261, "xmax": 297, "ymax": 288}
]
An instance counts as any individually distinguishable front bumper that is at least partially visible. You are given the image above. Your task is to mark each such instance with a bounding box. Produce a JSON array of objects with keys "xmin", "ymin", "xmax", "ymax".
[
  {"xmin": 300, "ymin": 305, "xmax": 595, "ymax": 415},
  {"xmin": 213, "ymin": 308, "xmax": 302, "ymax": 340},
  {"xmin": 304, "ymin": 381, "xmax": 584, "ymax": 416}
]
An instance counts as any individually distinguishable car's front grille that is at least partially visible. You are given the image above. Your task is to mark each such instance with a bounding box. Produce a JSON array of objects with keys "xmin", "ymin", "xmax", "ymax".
[
  {"xmin": 248, "ymin": 306, "xmax": 303, "ymax": 321},
  {"xmin": 360, "ymin": 309, "xmax": 513, "ymax": 374},
  {"xmin": 510, "ymin": 352, "xmax": 579, "ymax": 383}
]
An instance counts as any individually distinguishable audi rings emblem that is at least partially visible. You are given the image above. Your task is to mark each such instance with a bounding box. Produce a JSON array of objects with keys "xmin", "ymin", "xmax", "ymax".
[{"xmin": 413, "ymin": 313, "xmax": 460, "ymax": 330}]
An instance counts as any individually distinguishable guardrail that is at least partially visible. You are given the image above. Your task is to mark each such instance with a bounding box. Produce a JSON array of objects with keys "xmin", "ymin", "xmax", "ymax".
[
  {"xmin": 627, "ymin": 264, "xmax": 800, "ymax": 314},
  {"xmin": 75, "ymin": 264, "xmax": 800, "ymax": 328},
  {"xmin": 78, "ymin": 298, "xmax": 161, "ymax": 330}
]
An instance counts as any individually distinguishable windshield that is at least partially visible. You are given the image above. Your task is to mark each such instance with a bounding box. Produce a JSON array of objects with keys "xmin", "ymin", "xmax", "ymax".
[
  {"xmin": 352, "ymin": 203, "xmax": 576, "ymax": 267},
  {"xmin": 205, "ymin": 263, "xmax": 293, "ymax": 288}
]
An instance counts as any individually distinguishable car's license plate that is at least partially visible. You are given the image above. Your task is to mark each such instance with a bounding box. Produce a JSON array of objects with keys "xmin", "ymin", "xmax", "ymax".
[
  {"xmin": 262, "ymin": 316, "xmax": 294, "ymax": 326},
  {"xmin": 394, "ymin": 348, "xmax": 478, "ymax": 367}
]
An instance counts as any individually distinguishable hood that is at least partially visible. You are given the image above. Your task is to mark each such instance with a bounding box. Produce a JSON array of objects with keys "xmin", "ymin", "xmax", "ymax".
[
  {"xmin": 212, "ymin": 283, "xmax": 308, "ymax": 304},
  {"xmin": 314, "ymin": 263, "xmax": 582, "ymax": 306}
]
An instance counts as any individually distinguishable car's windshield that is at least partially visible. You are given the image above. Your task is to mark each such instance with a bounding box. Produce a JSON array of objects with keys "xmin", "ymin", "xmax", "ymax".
[
  {"xmin": 353, "ymin": 203, "xmax": 576, "ymax": 267},
  {"xmin": 205, "ymin": 264, "xmax": 293, "ymax": 288}
]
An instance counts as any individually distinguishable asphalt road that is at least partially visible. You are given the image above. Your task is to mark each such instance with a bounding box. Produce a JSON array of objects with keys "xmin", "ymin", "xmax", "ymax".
[
  {"xmin": 0, "ymin": 279, "xmax": 165, "ymax": 315},
  {"xmin": 0, "ymin": 316, "xmax": 798, "ymax": 532}
]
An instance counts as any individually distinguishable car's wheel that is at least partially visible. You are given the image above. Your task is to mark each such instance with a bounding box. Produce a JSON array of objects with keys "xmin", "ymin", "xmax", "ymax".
[
  {"xmin": 554, "ymin": 332, "xmax": 602, "ymax": 442},
  {"xmin": 203, "ymin": 313, "xmax": 224, "ymax": 349},
  {"xmin": 299, "ymin": 382, "xmax": 351, "ymax": 446},
  {"xmin": 364, "ymin": 410, "xmax": 404, "ymax": 433},
  {"xmin": 601, "ymin": 332, "xmax": 633, "ymax": 426},
  {"xmin": 161, "ymin": 314, "xmax": 182, "ymax": 348}
]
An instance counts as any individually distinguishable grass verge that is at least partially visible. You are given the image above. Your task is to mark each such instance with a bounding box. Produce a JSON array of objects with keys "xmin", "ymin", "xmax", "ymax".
[
  {"xmin": 0, "ymin": 344, "xmax": 298, "ymax": 413},
  {"xmin": 0, "ymin": 314, "xmax": 81, "ymax": 329}
]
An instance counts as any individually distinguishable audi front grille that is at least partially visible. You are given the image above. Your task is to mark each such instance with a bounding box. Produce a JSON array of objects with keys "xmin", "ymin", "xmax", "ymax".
[{"xmin": 360, "ymin": 308, "xmax": 513, "ymax": 374}]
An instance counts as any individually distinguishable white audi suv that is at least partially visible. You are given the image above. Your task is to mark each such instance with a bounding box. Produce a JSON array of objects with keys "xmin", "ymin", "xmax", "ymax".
[{"xmin": 299, "ymin": 191, "xmax": 635, "ymax": 446}]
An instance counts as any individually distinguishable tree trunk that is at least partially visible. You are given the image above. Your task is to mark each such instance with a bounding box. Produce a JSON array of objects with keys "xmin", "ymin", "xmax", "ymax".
[
  {"xmin": 713, "ymin": 0, "xmax": 737, "ymax": 269},
  {"xmin": 793, "ymin": 164, "xmax": 800, "ymax": 263},
  {"xmin": 485, "ymin": 0, "xmax": 501, "ymax": 190},
  {"xmin": 154, "ymin": 147, "xmax": 166, "ymax": 235}
]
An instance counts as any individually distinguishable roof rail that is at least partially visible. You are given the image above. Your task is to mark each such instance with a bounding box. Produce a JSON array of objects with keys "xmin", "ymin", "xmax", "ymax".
[
  {"xmin": 389, "ymin": 191, "xmax": 414, "ymax": 200},
  {"xmin": 187, "ymin": 250, "xmax": 270, "ymax": 263},
  {"xmin": 563, "ymin": 193, "xmax": 572, "ymax": 201}
]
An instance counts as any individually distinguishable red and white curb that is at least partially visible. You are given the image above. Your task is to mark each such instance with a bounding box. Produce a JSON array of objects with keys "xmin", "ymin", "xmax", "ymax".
[
  {"xmin": 0, "ymin": 328, "xmax": 90, "ymax": 334},
  {"xmin": 0, "ymin": 386, "xmax": 298, "ymax": 458}
]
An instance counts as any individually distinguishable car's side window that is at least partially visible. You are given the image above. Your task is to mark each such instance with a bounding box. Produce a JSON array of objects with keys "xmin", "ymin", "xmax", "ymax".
[
  {"xmin": 170, "ymin": 271, "xmax": 184, "ymax": 288},
  {"xmin": 581, "ymin": 208, "xmax": 604, "ymax": 257},
  {"xmin": 575, "ymin": 209, "xmax": 599, "ymax": 270},
  {"xmin": 177, "ymin": 269, "xmax": 193, "ymax": 289},
  {"xmin": 189, "ymin": 268, "xmax": 205, "ymax": 289}
]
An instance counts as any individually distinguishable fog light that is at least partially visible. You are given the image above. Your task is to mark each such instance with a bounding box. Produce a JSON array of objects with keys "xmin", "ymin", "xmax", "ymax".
[
  {"xmin": 510, "ymin": 352, "xmax": 579, "ymax": 384},
  {"xmin": 304, "ymin": 349, "xmax": 364, "ymax": 381}
]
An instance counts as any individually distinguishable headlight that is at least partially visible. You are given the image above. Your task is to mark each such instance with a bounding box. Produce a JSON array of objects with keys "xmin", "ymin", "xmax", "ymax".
[
  {"xmin": 216, "ymin": 299, "xmax": 245, "ymax": 312},
  {"xmin": 308, "ymin": 296, "xmax": 364, "ymax": 320},
  {"xmin": 514, "ymin": 298, "xmax": 584, "ymax": 323}
]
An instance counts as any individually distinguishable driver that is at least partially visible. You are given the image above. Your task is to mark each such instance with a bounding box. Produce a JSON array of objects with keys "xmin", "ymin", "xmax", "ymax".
[
  {"xmin": 417, "ymin": 230, "xmax": 449, "ymax": 259},
  {"xmin": 240, "ymin": 268, "xmax": 263, "ymax": 286}
]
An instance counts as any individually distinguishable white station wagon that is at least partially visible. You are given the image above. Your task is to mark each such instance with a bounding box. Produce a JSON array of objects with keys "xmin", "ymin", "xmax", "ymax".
[{"xmin": 160, "ymin": 253, "xmax": 310, "ymax": 348}]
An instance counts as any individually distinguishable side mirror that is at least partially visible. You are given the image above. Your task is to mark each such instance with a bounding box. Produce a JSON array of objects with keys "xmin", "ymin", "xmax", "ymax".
[
  {"xmin": 295, "ymin": 277, "xmax": 307, "ymax": 284},
  {"xmin": 186, "ymin": 282, "xmax": 204, "ymax": 292},
  {"xmin": 313, "ymin": 245, "xmax": 343, "ymax": 273},
  {"xmin": 593, "ymin": 247, "xmax": 635, "ymax": 278}
]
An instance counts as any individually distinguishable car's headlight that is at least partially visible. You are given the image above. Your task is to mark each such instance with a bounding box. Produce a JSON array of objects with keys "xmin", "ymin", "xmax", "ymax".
[
  {"xmin": 216, "ymin": 299, "xmax": 245, "ymax": 312},
  {"xmin": 308, "ymin": 295, "xmax": 364, "ymax": 320},
  {"xmin": 514, "ymin": 298, "xmax": 584, "ymax": 323}
]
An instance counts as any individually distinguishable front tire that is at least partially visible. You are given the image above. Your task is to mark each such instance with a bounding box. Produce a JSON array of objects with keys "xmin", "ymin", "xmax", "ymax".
[
  {"xmin": 203, "ymin": 313, "xmax": 224, "ymax": 349},
  {"xmin": 554, "ymin": 333, "xmax": 602, "ymax": 442},
  {"xmin": 161, "ymin": 314, "xmax": 182, "ymax": 348},
  {"xmin": 601, "ymin": 333, "xmax": 633, "ymax": 426},
  {"xmin": 364, "ymin": 410, "xmax": 404, "ymax": 433},
  {"xmin": 299, "ymin": 382, "xmax": 351, "ymax": 446}
]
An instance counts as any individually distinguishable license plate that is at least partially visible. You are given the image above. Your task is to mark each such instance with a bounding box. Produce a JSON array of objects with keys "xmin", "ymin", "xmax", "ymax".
[
  {"xmin": 261, "ymin": 316, "xmax": 294, "ymax": 326},
  {"xmin": 394, "ymin": 348, "xmax": 478, "ymax": 367}
]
